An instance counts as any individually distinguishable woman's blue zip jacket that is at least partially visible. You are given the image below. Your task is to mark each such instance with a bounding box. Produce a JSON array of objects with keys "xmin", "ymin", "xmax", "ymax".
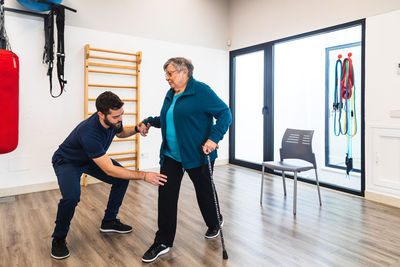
[{"xmin": 143, "ymin": 77, "xmax": 232, "ymax": 169}]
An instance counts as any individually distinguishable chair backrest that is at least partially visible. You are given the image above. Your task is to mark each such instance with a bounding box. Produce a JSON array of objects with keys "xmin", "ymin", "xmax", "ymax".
[{"xmin": 279, "ymin": 128, "xmax": 317, "ymax": 168}]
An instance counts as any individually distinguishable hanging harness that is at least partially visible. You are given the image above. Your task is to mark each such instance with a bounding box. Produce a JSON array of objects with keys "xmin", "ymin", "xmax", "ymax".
[
  {"xmin": 332, "ymin": 53, "xmax": 357, "ymax": 175},
  {"xmin": 43, "ymin": 5, "xmax": 66, "ymax": 98}
]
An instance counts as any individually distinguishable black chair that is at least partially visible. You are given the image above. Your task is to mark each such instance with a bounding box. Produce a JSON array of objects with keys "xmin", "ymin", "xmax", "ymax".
[{"xmin": 260, "ymin": 128, "xmax": 322, "ymax": 215}]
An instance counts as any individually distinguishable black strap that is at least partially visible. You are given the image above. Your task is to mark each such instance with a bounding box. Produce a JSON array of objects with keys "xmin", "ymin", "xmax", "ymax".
[
  {"xmin": 43, "ymin": 5, "xmax": 67, "ymax": 98},
  {"xmin": 0, "ymin": 0, "xmax": 8, "ymax": 50},
  {"xmin": 55, "ymin": 6, "xmax": 66, "ymax": 93},
  {"xmin": 43, "ymin": 9, "xmax": 55, "ymax": 95}
]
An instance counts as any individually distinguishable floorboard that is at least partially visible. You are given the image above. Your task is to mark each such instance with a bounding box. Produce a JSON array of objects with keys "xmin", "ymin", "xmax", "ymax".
[{"xmin": 1, "ymin": 164, "xmax": 400, "ymax": 266}]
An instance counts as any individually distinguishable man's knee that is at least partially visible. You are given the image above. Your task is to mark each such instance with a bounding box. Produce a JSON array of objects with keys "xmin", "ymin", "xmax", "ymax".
[
  {"xmin": 60, "ymin": 196, "xmax": 81, "ymax": 206},
  {"xmin": 109, "ymin": 177, "xmax": 129, "ymax": 188},
  {"xmin": 116, "ymin": 178, "xmax": 129, "ymax": 187}
]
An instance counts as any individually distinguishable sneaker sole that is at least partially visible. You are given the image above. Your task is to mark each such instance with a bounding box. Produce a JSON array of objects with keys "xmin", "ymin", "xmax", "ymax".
[
  {"xmin": 51, "ymin": 252, "xmax": 70, "ymax": 260},
  {"xmin": 205, "ymin": 229, "xmax": 220, "ymax": 239},
  {"xmin": 141, "ymin": 247, "xmax": 170, "ymax": 263},
  {"xmin": 204, "ymin": 219, "xmax": 224, "ymax": 239},
  {"xmin": 99, "ymin": 228, "xmax": 133, "ymax": 234}
]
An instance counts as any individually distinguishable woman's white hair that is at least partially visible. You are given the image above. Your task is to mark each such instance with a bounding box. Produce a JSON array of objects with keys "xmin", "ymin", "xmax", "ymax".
[{"xmin": 163, "ymin": 57, "xmax": 194, "ymax": 78}]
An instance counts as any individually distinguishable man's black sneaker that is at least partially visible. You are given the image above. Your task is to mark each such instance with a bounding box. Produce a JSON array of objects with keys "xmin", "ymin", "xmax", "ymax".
[
  {"xmin": 142, "ymin": 242, "xmax": 170, "ymax": 263},
  {"xmin": 205, "ymin": 217, "xmax": 224, "ymax": 239},
  {"xmin": 51, "ymin": 238, "xmax": 70, "ymax": 260},
  {"xmin": 100, "ymin": 218, "xmax": 132, "ymax": 234}
]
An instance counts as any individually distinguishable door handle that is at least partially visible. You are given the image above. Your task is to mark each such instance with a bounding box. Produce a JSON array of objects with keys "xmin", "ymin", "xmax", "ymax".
[{"xmin": 262, "ymin": 106, "xmax": 268, "ymax": 115}]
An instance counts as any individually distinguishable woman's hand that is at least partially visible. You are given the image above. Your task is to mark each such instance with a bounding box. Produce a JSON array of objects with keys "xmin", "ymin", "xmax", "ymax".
[
  {"xmin": 202, "ymin": 139, "xmax": 218, "ymax": 155},
  {"xmin": 139, "ymin": 121, "xmax": 151, "ymax": 136},
  {"xmin": 144, "ymin": 172, "xmax": 167, "ymax": 186}
]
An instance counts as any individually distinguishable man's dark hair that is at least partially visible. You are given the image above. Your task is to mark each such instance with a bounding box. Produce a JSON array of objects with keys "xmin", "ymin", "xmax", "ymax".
[{"xmin": 95, "ymin": 91, "xmax": 124, "ymax": 115}]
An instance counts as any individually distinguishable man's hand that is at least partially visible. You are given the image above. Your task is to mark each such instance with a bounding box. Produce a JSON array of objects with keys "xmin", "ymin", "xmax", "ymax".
[
  {"xmin": 144, "ymin": 172, "xmax": 167, "ymax": 186},
  {"xmin": 202, "ymin": 139, "xmax": 218, "ymax": 155}
]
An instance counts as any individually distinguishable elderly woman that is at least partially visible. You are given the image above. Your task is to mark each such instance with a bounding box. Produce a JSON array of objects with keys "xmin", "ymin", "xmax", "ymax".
[{"xmin": 140, "ymin": 57, "xmax": 232, "ymax": 263}]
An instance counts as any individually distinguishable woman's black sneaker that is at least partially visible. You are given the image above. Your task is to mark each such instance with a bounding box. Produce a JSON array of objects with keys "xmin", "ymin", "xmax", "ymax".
[
  {"xmin": 142, "ymin": 242, "xmax": 170, "ymax": 263},
  {"xmin": 205, "ymin": 217, "xmax": 224, "ymax": 238},
  {"xmin": 51, "ymin": 238, "xmax": 70, "ymax": 260},
  {"xmin": 205, "ymin": 227, "xmax": 220, "ymax": 238},
  {"xmin": 100, "ymin": 218, "xmax": 132, "ymax": 233}
]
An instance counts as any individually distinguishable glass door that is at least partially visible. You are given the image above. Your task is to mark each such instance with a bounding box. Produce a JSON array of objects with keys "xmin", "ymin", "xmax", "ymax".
[{"xmin": 230, "ymin": 49, "xmax": 268, "ymax": 168}]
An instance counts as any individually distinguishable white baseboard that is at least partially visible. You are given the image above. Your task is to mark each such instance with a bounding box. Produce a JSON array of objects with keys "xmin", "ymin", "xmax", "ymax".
[
  {"xmin": 0, "ymin": 176, "xmax": 101, "ymax": 198},
  {"xmin": 0, "ymin": 181, "xmax": 59, "ymax": 198},
  {"xmin": 0, "ymin": 160, "xmax": 230, "ymax": 198},
  {"xmin": 365, "ymin": 190, "xmax": 400, "ymax": 208},
  {"xmin": 215, "ymin": 158, "xmax": 229, "ymax": 166}
]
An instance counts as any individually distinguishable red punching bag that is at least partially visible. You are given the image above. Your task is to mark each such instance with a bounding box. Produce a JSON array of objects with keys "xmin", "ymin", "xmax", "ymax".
[{"xmin": 0, "ymin": 49, "xmax": 19, "ymax": 153}]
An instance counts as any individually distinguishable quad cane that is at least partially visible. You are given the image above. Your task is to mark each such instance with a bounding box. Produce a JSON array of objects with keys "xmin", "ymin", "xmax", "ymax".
[{"xmin": 205, "ymin": 152, "xmax": 228, "ymax": 260}]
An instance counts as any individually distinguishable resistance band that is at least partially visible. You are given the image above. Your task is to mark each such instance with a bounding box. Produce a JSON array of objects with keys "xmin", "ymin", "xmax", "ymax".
[{"xmin": 332, "ymin": 53, "xmax": 357, "ymax": 175}]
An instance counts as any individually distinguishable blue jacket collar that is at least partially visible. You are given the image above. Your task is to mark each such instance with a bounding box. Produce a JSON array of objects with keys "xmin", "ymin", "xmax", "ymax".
[{"xmin": 166, "ymin": 77, "xmax": 196, "ymax": 100}]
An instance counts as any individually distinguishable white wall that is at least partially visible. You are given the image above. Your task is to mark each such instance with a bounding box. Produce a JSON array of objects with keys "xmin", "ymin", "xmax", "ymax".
[
  {"xmin": 0, "ymin": 13, "xmax": 229, "ymax": 196},
  {"xmin": 6, "ymin": 0, "xmax": 230, "ymax": 50},
  {"xmin": 228, "ymin": 0, "xmax": 400, "ymax": 50},
  {"xmin": 365, "ymin": 10, "xmax": 400, "ymax": 205}
]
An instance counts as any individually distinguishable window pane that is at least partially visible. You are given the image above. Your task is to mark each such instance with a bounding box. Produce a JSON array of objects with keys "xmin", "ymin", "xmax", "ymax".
[{"xmin": 234, "ymin": 51, "xmax": 264, "ymax": 163}]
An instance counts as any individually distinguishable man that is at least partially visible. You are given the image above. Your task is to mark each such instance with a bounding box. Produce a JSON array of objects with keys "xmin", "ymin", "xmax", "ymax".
[{"xmin": 50, "ymin": 91, "xmax": 167, "ymax": 260}]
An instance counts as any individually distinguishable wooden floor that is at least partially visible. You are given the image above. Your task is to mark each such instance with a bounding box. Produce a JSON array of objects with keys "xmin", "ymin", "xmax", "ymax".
[{"xmin": 1, "ymin": 165, "xmax": 400, "ymax": 267}]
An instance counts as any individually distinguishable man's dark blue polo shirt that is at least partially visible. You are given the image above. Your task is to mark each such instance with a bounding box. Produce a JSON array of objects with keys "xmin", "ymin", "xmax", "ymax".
[{"xmin": 54, "ymin": 113, "xmax": 122, "ymax": 165}]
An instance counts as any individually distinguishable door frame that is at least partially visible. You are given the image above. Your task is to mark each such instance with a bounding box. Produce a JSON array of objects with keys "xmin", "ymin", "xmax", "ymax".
[{"xmin": 229, "ymin": 43, "xmax": 274, "ymax": 170}]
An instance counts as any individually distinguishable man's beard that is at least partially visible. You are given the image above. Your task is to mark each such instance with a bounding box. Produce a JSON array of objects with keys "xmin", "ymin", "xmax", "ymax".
[{"xmin": 104, "ymin": 117, "xmax": 122, "ymax": 130}]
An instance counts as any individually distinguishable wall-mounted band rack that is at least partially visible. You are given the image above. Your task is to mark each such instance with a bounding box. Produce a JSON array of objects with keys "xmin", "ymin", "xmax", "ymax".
[
  {"xmin": 3, "ymin": 0, "xmax": 76, "ymax": 18},
  {"xmin": 83, "ymin": 44, "xmax": 142, "ymax": 186}
]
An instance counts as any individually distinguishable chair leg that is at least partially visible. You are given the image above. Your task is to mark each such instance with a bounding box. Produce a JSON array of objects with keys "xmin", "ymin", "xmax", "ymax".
[
  {"xmin": 314, "ymin": 168, "xmax": 322, "ymax": 206},
  {"xmin": 282, "ymin": 171, "xmax": 287, "ymax": 196},
  {"xmin": 260, "ymin": 165, "xmax": 265, "ymax": 206},
  {"xmin": 293, "ymin": 171, "xmax": 297, "ymax": 215}
]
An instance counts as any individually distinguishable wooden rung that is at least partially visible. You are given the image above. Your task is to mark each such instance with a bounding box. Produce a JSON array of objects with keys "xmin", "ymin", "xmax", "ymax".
[
  {"xmin": 113, "ymin": 156, "xmax": 137, "ymax": 162},
  {"xmin": 88, "ymin": 98, "xmax": 136, "ymax": 102},
  {"xmin": 88, "ymin": 69, "xmax": 137, "ymax": 76},
  {"xmin": 87, "ymin": 62, "xmax": 137, "ymax": 70},
  {"xmin": 89, "ymin": 47, "xmax": 139, "ymax": 56},
  {"xmin": 88, "ymin": 112, "xmax": 137, "ymax": 115},
  {"xmin": 88, "ymin": 55, "xmax": 137, "ymax": 63},
  {"xmin": 107, "ymin": 151, "xmax": 136, "ymax": 156},
  {"xmin": 87, "ymin": 84, "xmax": 137, "ymax": 89},
  {"xmin": 113, "ymin": 138, "xmax": 136, "ymax": 142},
  {"xmin": 123, "ymin": 164, "xmax": 136, "ymax": 168}
]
